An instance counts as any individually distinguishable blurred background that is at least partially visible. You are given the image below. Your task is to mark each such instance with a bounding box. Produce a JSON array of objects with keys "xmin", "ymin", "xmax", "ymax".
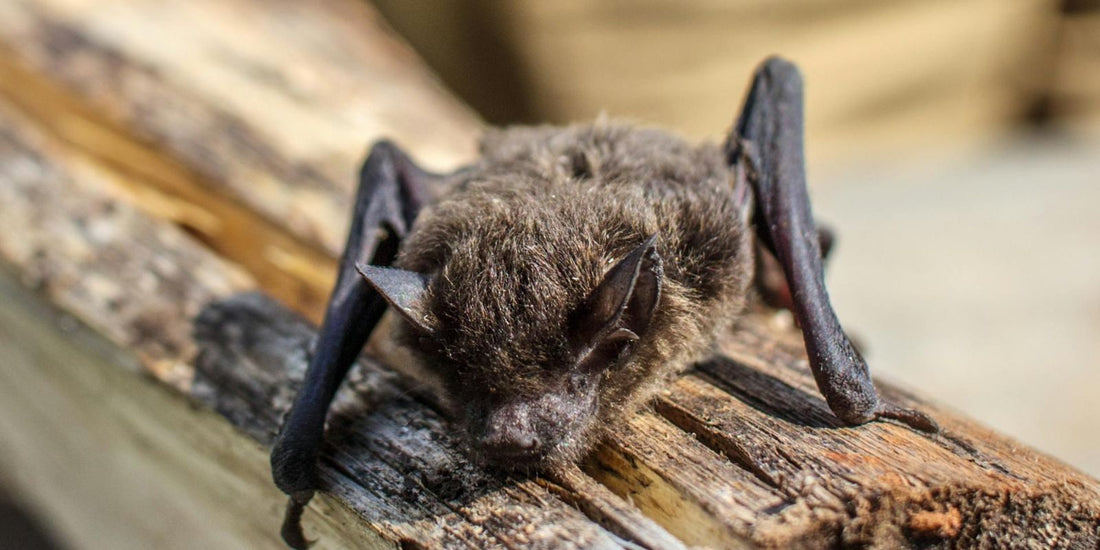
[
  {"xmin": 370, "ymin": 0, "xmax": 1100, "ymax": 477},
  {"xmin": 1, "ymin": 0, "xmax": 1098, "ymax": 548},
  {"xmin": 370, "ymin": 0, "xmax": 1098, "ymax": 153}
]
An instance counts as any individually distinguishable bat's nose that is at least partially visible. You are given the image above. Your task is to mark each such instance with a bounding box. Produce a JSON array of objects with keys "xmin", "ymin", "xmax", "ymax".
[
  {"xmin": 481, "ymin": 433, "xmax": 541, "ymax": 458},
  {"xmin": 479, "ymin": 423, "xmax": 542, "ymax": 458},
  {"xmin": 475, "ymin": 404, "xmax": 544, "ymax": 462}
]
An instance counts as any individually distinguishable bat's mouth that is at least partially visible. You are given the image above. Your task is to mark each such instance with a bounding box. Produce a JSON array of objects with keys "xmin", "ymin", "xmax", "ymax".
[
  {"xmin": 470, "ymin": 424, "xmax": 590, "ymax": 473},
  {"xmin": 477, "ymin": 447, "xmax": 551, "ymax": 471},
  {"xmin": 471, "ymin": 428, "xmax": 554, "ymax": 468},
  {"xmin": 466, "ymin": 418, "xmax": 584, "ymax": 472}
]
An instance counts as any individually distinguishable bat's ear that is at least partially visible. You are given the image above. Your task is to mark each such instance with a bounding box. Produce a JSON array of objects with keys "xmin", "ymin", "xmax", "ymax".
[
  {"xmin": 572, "ymin": 235, "xmax": 662, "ymax": 356},
  {"xmin": 356, "ymin": 264, "xmax": 434, "ymax": 334}
]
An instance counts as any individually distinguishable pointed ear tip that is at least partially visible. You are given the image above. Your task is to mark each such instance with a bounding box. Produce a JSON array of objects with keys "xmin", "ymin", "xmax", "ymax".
[
  {"xmin": 355, "ymin": 262, "xmax": 377, "ymax": 278},
  {"xmin": 640, "ymin": 234, "xmax": 660, "ymax": 260},
  {"xmin": 612, "ymin": 234, "xmax": 660, "ymax": 271},
  {"xmin": 628, "ymin": 234, "xmax": 657, "ymax": 256}
]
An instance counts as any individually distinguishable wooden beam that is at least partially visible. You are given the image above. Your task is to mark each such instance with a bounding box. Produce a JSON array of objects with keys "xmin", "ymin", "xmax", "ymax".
[
  {"xmin": 0, "ymin": 270, "xmax": 379, "ymax": 550},
  {"xmin": 0, "ymin": 0, "xmax": 483, "ymax": 262}
]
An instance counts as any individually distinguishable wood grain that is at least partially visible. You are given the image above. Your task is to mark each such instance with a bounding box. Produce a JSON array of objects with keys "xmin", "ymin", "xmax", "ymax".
[{"xmin": 0, "ymin": 0, "xmax": 482, "ymax": 258}]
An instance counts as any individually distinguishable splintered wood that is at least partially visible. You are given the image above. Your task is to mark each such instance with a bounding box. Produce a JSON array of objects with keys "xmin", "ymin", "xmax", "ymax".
[{"xmin": 0, "ymin": 0, "xmax": 1097, "ymax": 548}]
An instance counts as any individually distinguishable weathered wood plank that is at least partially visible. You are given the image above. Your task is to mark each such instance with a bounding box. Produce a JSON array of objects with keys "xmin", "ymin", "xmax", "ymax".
[
  {"xmin": 0, "ymin": 105, "xmax": 384, "ymax": 549},
  {"xmin": 0, "ymin": 35, "xmax": 338, "ymax": 321},
  {"xmin": 661, "ymin": 316, "xmax": 1100, "ymax": 546},
  {"xmin": 0, "ymin": 100, "xmax": 253, "ymax": 390},
  {"xmin": 0, "ymin": 0, "xmax": 482, "ymax": 260},
  {"xmin": 583, "ymin": 414, "xmax": 782, "ymax": 548},
  {"xmin": 0, "ymin": 269, "xmax": 383, "ymax": 550}
]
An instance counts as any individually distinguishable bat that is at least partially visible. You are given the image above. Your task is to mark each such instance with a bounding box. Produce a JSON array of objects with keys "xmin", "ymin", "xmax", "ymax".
[{"xmin": 270, "ymin": 57, "xmax": 938, "ymax": 548}]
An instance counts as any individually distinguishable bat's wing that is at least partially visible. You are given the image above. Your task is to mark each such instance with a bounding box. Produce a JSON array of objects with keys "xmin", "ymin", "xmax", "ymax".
[
  {"xmin": 270, "ymin": 141, "xmax": 434, "ymax": 549},
  {"xmin": 728, "ymin": 57, "xmax": 937, "ymax": 433}
]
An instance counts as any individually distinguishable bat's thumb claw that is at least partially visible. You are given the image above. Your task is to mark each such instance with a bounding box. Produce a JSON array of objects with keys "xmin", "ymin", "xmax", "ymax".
[
  {"xmin": 876, "ymin": 404, "xmax": 940, "ymax": 434},
  {"xmin": 280, "ymin": 492, "xmax": 316, "ymax": 549}
]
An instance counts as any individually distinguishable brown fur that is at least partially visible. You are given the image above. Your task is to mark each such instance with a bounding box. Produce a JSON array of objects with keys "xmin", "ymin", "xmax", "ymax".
[{"xmin": 393, "ymin": 121, "xmax": 754, "ymax": 464}]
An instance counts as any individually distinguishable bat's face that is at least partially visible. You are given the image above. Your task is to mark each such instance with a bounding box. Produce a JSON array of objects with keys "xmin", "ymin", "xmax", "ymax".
[
  {"xmin": 457, "ymin": 358, "xmax": 606, "ymax": 467},
  {"xmin": 432, "ymin": 304, "xmax": 648, "ymax": 468},
  {"xmin": 362, "ymin": 235, "xmax": 662, "ymax": 468}
]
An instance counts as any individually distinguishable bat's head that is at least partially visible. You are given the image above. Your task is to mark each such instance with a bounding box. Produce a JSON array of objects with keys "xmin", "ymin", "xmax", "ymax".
[{"xmin": 358, "ymin": 232, "xmax": 661, "ymax": 469}]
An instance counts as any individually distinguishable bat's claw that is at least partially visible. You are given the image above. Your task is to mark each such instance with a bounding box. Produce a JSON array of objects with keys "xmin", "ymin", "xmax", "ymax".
[
  {"xmin": 875, "ymin": 403, "xmax": 940, "ymax": 434},
  {"xmin": 280, "ymin": 491, "xmax": 316, "ymax": 549}
]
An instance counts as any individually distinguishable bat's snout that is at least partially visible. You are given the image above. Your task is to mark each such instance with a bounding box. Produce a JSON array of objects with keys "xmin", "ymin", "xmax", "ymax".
[
  {"xmin": 467, "ymin": 388, "xmax": 596, "ymax": 468},
  {"xmin": 473, "ymin": 400, "xmax": 546, "ymax": 466},
  {"xmin": 478, "ymin": 420, "xmax": 542, "ymax": 458}
]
